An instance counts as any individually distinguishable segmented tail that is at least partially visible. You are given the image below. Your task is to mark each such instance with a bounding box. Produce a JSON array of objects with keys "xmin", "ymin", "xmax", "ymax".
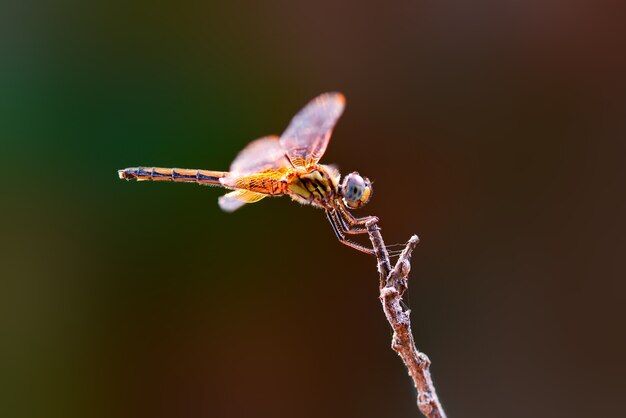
[{"xmin": 118, "ymin": 167, "xmax": 227, "ymax": 186}]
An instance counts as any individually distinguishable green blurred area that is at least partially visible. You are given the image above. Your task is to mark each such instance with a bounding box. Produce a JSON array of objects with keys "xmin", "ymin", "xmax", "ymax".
[{"xmin": 1, "ymin": 1, "xmax": 625, "ymax": 417}]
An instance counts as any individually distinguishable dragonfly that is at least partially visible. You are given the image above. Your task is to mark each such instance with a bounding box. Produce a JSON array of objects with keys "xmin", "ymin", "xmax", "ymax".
[{"xmin": 118, "ymin": 92, "xmax": 379, "ymax": 254}]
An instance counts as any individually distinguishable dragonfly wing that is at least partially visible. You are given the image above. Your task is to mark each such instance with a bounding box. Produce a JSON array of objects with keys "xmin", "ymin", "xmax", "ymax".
[
  {"xmin": 229, "ymin": 135, "xmax": 290, "ymax": 175},
  {"xmin": 279, "ymin": 92, "xmax": 345, "ymax": 168},
  {"xmin": 220, "ymin": 167, "xmax": 288, "ymax": 192},
  {"xmin": 218, "ymin": 189, "xmax": 267, "ymax": 212}
]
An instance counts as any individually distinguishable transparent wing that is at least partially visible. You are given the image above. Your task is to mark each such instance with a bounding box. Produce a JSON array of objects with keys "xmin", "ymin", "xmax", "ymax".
[
  {"xmin": 279, "ymin": 92, "xmax": 345, "ymax": 168},
  {"xmin": 229, "ymin": 135, "xmax": 290, "ymax": 175},
  {"xmin": 218, "ymin": 189, "xmax": 267, "ymax": 212}
]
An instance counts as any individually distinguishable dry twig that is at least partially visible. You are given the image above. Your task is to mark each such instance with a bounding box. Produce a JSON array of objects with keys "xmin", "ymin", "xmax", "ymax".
[{"xmin": 366, "ymin": 219, "xmax": 446, "ymax": 418}]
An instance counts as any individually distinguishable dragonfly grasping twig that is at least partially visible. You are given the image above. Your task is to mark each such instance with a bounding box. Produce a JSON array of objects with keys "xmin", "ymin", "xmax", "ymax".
[{"xmin": 117, "ymin": 93, "xmax": 447, "ymax": 416}]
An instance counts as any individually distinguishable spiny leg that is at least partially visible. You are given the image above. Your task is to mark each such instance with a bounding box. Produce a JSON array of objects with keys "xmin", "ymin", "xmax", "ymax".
[
  {"xmin": 336, "ymin": 203, "xmax": 379, "ymax": 233},
  {"xmin": 325, "ymin": 210, "xmax": 374, "ymax": 255},
  {"xmin": 333, "ymin": 208, "xmax": 368, "ymax": 235},
  {"xmin": 336, "ymin": 210, "xmax": 403, "ymax": 255}
]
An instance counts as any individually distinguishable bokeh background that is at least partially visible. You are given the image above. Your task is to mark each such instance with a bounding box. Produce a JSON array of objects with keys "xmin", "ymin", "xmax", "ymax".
[{"xmin": 2, "ymin": 1, "xmax": 625, "ymax": 417}]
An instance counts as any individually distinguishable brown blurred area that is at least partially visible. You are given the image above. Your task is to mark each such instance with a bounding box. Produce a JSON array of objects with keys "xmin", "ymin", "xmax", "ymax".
[{"xmin": 1, "ymin": 1, "xmax": 625, "ymax": 417}]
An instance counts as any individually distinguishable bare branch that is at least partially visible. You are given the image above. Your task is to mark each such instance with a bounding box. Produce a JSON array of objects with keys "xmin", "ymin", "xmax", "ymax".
[{"xmin": 366, "ymin": 220, "xmax": 447, "ymax": 418}]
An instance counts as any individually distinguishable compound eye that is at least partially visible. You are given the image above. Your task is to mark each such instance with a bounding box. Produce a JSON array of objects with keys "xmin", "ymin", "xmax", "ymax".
[
  {"xmin": 342, "ymin": 173, "xmax": 372, "ymax": 209},
  {"xmin": 344, "ymin": 174, "xmax": 365, "ymax": 202}
]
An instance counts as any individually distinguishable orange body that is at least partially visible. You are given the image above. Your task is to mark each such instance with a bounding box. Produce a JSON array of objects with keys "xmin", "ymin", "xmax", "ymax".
[{"xmin": 118, "ymin": 93, "xmax": 377, "ymax": 254}]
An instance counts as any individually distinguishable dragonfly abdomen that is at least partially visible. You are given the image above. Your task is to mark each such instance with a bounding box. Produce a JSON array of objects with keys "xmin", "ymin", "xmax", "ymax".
[{"xmin": 118, "ymin": 167, "xmax": 227, "ymax": 186}]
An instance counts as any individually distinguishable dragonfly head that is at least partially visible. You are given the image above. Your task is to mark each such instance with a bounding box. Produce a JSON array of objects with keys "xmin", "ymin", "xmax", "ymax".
[{"xmin": 340, "ymin": 172, "xmax": 372, "ymax": 209}]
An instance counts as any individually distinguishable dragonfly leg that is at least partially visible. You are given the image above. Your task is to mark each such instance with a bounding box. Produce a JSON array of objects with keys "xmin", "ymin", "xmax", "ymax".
[
  {"xmin": 336, "ymin": 204, "xmax": 379, "ymax": 234},
  {"xmin": 334, "ymin": 210, "xmax": 368, "ymax": 235},
  {"xmin": 326, "ymin": 210, "xmax": 374, "ymax": 255}
]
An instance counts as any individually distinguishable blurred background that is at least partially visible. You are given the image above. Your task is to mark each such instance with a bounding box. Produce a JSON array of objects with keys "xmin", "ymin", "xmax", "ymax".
[{"xmin": 1, "ymin": 1, "xmax": 625, "ymax": 417}]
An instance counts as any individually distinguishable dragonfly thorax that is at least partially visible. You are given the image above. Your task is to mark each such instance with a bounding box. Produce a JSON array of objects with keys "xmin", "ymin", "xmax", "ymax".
[{"xmin": 286, "ymin": 166, "xmax": 338, "ymax": 208}]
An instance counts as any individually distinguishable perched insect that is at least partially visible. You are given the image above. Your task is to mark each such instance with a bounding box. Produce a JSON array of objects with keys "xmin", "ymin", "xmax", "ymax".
[{"xmin": 118, "ymin": 93, "xmax": 378, "ymax": 254}]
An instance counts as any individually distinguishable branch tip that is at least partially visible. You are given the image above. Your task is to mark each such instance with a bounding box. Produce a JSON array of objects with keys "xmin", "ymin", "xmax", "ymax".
[
  {"xmin": 366, "ymin": 223, "xmax": 446, "ymax": 418},
  {"xmin": 365, "ymin": 218, "xmax": 379, "ymax": 228}
]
